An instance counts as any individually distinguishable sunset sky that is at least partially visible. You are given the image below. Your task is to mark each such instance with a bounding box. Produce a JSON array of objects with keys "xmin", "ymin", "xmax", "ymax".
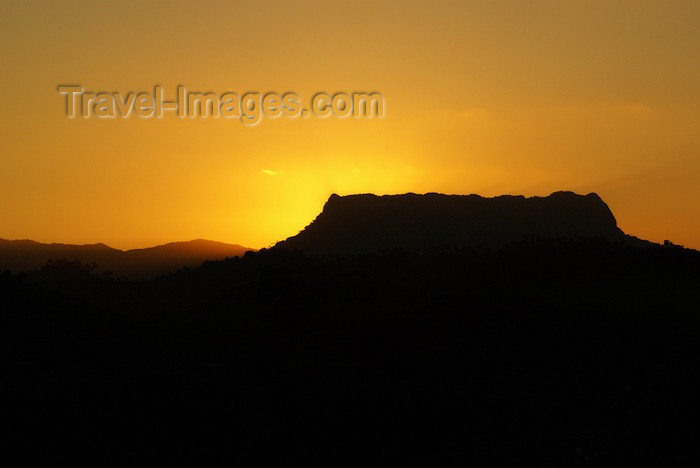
[{"xmin": 1, "ymin": 0, "xmax": 699, "ymax": 250}]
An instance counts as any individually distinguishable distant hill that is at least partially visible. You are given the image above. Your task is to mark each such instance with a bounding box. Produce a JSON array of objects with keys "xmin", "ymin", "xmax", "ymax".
[
  {"xmin": 0, "ymin": 238, "xmax": 254, "ymax": 277},
  {"xmin": 276, "ymin": 191, "xmax": 639, "ymax": 254}
]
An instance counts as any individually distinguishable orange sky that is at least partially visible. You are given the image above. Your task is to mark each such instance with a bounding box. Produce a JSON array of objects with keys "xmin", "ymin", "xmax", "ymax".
[{"xmin": 1, "ymin": 0, "xmax": 699, "ymax": 250}]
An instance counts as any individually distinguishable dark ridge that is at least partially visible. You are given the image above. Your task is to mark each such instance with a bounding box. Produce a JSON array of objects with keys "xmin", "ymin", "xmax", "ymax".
[
  {"xmin": 276, "ymin": 191, "xmax": 628, "ymax": 254},
  {"xmin": 0, "ymin": 238, "xmax": 254, "ymax": 278}
]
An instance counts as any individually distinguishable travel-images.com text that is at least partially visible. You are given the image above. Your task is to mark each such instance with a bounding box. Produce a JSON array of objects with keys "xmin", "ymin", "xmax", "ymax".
[{"xmin": 57, "ymin": 86, "xmax": 385, "ymax": 125}]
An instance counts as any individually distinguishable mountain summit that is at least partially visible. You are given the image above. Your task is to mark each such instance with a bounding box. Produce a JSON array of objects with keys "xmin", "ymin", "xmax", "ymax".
[{"xmin": 275, "ymin": 191, "xmax": 626, "ymax": 254}]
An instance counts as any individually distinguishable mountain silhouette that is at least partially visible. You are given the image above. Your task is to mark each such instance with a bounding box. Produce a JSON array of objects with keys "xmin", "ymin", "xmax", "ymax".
[
  {"xmin": 0, "ymin": 238, "xmax": 253, "ymax": 277},
  {"xmin": 2, "ymin": 193, "xmax": 699, "ymax": 465},
  {"xmin": 276, "ymin": 191, "xmax": 630, "ymax": 254}
]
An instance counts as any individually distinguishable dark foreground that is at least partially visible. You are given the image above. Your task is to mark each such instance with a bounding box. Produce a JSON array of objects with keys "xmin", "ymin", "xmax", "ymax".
[{"xmin": 2, "ymin": 238, "xmax": 699, "ymax": 465}]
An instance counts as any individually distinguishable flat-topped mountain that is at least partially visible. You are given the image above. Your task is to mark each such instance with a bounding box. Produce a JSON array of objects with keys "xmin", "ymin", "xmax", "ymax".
[
  {"xmin": 276, "ymin": 191, "xmax": 628, "ymax": 254},
  {"xmin": 0, "ymin": 238, "xmax": 254, "ymax": 277}
]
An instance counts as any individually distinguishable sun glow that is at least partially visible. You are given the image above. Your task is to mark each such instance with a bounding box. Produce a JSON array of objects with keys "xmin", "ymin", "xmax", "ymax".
[{"xmin": 1, "ymin": 0, "xmax": 699, "ymax": 250}]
